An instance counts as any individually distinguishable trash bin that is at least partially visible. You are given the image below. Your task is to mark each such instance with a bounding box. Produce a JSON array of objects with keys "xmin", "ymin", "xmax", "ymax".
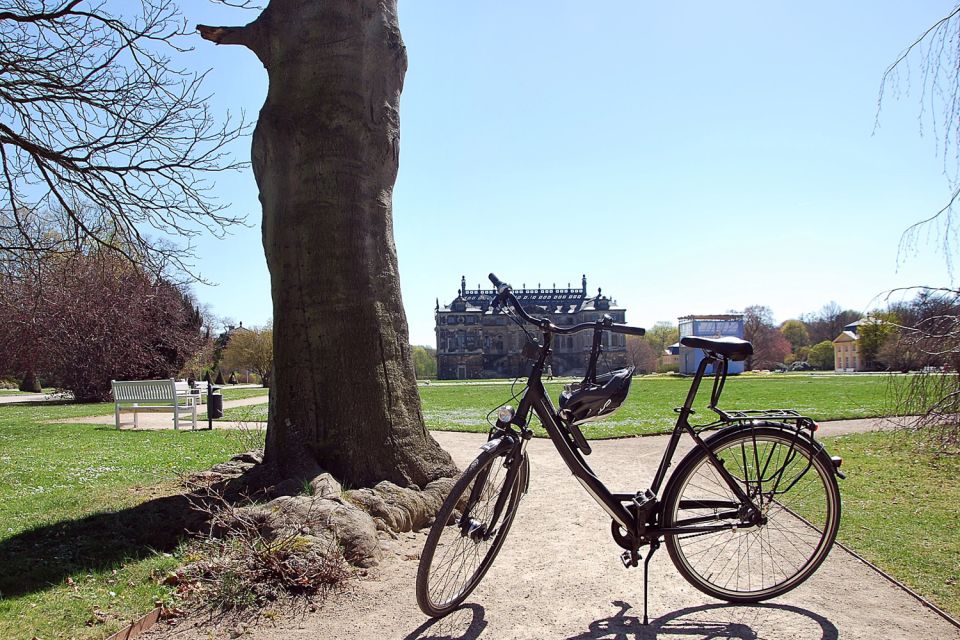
[{"xmin": 209, "ymin": 392, "xmax": 224, "ymax": 419}]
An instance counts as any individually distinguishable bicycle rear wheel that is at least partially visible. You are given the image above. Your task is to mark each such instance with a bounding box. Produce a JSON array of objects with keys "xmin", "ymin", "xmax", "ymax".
[
  {"xmin": 662, "ymin": 425, "xmax": 840, "ymax": 602},
  {"xmin": 416, "ymin": 440, "xmax": 528, "ymax": 617}
]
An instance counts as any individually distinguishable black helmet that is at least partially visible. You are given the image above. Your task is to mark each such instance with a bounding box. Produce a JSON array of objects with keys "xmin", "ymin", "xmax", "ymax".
[{"xmin": 559, "ymin": 366, "xmax": 635, "ymax": 426}]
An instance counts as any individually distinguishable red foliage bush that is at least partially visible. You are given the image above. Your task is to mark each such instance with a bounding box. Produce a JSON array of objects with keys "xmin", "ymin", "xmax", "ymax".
[{"xmin": 0, "ymin": 253, "xmax": 205, "ymax": 402}]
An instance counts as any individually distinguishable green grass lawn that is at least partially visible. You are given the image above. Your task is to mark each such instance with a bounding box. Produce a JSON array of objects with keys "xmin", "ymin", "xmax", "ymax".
[
  {"xmin": 218, "ymin": 386, "xmax": 270, "ymax": 401},
  {"xmin": 825, "ymin": 429, "xmax": 960, "ymax": 618},
  {"xmin": 2, "ymin": 375, "xmax": 956, "ymax": 637},
  {"xmin": 419, "ymin": 374, "xmax": 903, "ymax": 438},
  {"xmin": 215, "ymin": 403, "xmax": 269, "ymax": 422},
  {"xmin": 212, "ymin": 374, "xmax": 901, "ymax": 433},
  {"xmin": 0, "ymin": 402, "xmax": 262, "ymax": 640}
]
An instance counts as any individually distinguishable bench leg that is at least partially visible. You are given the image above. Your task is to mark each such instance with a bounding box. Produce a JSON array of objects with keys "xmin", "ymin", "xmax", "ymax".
[{"xmin": 134, "ymin": 408, "xmax": 138, "ymax": 429}]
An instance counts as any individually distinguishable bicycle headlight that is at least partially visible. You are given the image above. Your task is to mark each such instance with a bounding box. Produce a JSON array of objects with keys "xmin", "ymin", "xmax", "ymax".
[{"xmin": 497, "ymin": 405, "xmax": 515, "ymax": 423}]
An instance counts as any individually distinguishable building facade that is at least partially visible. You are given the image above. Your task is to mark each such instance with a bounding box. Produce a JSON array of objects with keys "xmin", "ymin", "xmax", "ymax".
[
  {"xmin": 833, "ymin": 318, "xmax": 868, "ymax": 372},
  {"xmin": 678, "ymin": 314, "xmax": 746, "ymax": 375},
  {"xmin": 435, "ymin": 275, "xmax": 630, "ymax": 379}
]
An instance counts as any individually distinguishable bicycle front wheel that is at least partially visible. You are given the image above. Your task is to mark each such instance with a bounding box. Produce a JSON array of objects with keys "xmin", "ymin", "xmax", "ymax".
[
  {"xmin": 416, "ymin": 440, "xmax": 528, "ymax": 617},
  {"xmin": 662, "ymin": 425, "xmax": 840, "ymax": 602}
]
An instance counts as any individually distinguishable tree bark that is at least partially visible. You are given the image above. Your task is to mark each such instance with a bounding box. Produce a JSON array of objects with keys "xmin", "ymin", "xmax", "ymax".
[{"xmin": 199, "ymin": 0, "xmax": 456, "ymax": 488}]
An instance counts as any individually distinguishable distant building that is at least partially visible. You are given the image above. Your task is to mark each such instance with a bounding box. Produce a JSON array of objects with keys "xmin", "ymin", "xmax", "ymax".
[
  {"xmin": 215, "ymin": 321, "xmax": 251, "ymax": 352},
  {"xmin": 435, "ymin": 275, "xmax": 630, "ymax": 380},
  {"xmin": 663, "ymin": 342, "xmax": 681, "ymax": 369},
  {"xmin": 833, "ymin": 318, "xmax": 869, "ymax": 372},
  {"xmin": 678, "ymin": 314, "xmax": 746, "ymax": 375}
]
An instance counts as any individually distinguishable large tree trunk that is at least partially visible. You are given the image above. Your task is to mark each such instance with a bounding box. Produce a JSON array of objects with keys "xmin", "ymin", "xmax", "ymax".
[{"xmin": 199, "ymin": 0, "xmax": 456, "ymax": 488}]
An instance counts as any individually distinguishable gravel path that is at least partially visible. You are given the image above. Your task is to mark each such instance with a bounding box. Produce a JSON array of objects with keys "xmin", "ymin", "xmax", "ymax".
[
  {"xmin": 52, "ymin": 394, "xmax": 269, "ymax": 429},
  {"xmin": 0, "ymin": 392, "xmax": 71, "ymax": 404},
  {"xmin": 145, "ymin": 426, "xmax": 958, "ymax": 640}
]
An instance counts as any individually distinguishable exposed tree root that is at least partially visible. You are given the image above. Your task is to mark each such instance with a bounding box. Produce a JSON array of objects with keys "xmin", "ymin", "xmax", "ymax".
[{"xmin": 187, "ymin": 450, "xmax": 458, "ymax": 571}]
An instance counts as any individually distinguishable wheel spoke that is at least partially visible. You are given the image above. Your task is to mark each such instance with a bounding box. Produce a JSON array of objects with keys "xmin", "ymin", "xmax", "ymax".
[
  {"xmin": 665, "ymin": 428, "xmax": 839, "ymax": 601},
  {"xmin": 417, "ymin": 449, "xmax": 527, "ymax": 617}
]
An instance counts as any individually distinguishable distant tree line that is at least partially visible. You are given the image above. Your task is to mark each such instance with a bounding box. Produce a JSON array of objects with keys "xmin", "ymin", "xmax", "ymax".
[
  {"xmin": 622, "ymin": 290, "xmax": 959, "ymax": 375},
  {"xmin": 412, "ymin": 345, "xmax": 437, "ymax": 379}
]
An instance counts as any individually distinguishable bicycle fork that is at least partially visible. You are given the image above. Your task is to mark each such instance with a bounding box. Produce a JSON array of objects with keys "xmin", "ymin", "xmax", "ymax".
[{"xmin": 460, "ymin": 432, "xmax": 529, "ymax": 541}]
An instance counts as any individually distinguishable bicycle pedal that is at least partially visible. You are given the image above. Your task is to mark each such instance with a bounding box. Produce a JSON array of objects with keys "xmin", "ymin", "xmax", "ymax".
[
  {"xmin": 620, "ymin": 549, "xmax": 639, "ymax": 568},
  {"xmin": 633, "ymin": 488, "xmax": 656, "ymax": 508}
]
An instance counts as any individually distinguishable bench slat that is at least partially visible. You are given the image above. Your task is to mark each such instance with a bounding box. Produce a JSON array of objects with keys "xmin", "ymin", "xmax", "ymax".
[{"xmin": 111, "ymin": 379, "xmax": 197, "ymax": 431}]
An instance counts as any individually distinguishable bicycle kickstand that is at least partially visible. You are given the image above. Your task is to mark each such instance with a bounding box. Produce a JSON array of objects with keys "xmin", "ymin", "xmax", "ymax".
[{"xmin": 642, "ymin": 540, "xmax": 660, "ymax": 626}]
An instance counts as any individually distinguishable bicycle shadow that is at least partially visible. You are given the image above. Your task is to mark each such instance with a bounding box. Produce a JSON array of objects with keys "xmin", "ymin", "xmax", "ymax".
[
  {"xmin": 402, "ymin": 604, "xmax": 487, "ymax": 640},
  {"xmin": 565, "ymin": 600, "xmax": 839, "ymax": 640},
  {"xmin": 398, "ymin": 599, "xmax": 837, "ymax": 640}
]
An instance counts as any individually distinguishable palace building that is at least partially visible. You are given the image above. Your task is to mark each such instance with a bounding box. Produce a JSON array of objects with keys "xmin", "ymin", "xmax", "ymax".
[{"xmin": 435, "ymin": 275, "xmax": 630, "ymax": 380}]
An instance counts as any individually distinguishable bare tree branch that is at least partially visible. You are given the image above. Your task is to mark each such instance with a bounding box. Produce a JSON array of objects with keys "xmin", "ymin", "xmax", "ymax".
[
  {"xmin": 0, "ymin": 0, "xmax": 251, "ymax": 279},
  {"xmin": 877, "ymin": 4, "xmax": 960, "ymax": 271}
]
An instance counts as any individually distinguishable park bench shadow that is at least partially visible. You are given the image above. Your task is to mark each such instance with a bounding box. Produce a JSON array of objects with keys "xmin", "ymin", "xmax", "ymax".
[{"xmin": 0, "ymin": 483, "xmax": 218, "ymax": 599}]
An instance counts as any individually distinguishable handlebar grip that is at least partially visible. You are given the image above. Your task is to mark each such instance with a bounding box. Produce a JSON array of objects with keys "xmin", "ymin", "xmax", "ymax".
[
  {"xmin": 488, "ymin": 273, "xmax": 504, "ymax": 288},
  {"xmin": 611, "ymin": 324, "xmax": 646, "ymax": 336}
]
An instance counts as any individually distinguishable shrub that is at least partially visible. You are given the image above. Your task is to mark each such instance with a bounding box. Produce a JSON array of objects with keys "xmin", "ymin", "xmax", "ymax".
[
  {"xmin": 18, "ymin": 370, "xmax": 41, "ymax": 393},
  {"xmin": 0, "ymin": 253, "xmax": 207, "ymax": 402}
]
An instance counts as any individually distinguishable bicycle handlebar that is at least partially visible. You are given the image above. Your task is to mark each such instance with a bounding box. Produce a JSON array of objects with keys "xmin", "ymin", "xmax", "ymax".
[{"xmin": 488, "ymin": 272, "xmax": 645, "ymax": 337}]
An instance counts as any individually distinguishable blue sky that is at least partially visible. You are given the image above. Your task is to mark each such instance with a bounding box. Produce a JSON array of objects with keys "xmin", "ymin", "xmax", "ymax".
[{"xmin": 183, "ymin": 1, "xmax": 956, "ymax": 345}]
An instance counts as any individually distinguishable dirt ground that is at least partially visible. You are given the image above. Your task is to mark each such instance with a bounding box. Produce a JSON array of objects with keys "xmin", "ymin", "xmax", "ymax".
[{"xmin": 143, "ymin": 425, "xmax": 959, "ymax": 640}]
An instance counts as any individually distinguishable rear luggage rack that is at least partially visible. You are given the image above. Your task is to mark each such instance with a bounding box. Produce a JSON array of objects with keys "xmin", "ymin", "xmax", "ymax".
[
  {"xmin": 718, "ymin": 408, "xmax": 803, "ymax": 420},
  {"xmin": 698, "ymin": 408, "xmax": 818, "ymax": 433}
]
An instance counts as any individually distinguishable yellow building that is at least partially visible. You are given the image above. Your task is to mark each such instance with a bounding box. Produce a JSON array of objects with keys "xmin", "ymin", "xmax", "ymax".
[
  {"xmin": 832, "ymin": 318, "xmax": 870, "ymax": 372},
  {"xmin": 833, "ymin": 331, "xmax": 861, "ymax": 372}
]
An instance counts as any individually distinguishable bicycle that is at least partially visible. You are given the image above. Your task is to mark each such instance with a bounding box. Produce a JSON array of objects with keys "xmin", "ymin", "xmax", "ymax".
[{"xmin": 416, "ymin": 273, "xmax": 844, "ymax": 623}]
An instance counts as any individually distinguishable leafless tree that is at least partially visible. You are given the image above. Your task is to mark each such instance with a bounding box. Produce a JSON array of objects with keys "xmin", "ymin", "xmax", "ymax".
[
  {"xmin": 878, "ymin": 5, "xmax": 960, "ymax": 269},
  {"xmin": 742, "ymin": 305, "xmax": 792, "ymax": 370},
  {"xmin": 0, "ymin": 0, "xmax": 248, "ymax": 277},
  {"xmin": 626, "ymin": 335, "xmax": 657, "ymax": 374},
  {"xmin": 883, "ymin": 287, "xmax": 960, "ymax": 451},
  {"xmin": 879, "ymin": 6, "xmax": 960, "ymax": 450}
]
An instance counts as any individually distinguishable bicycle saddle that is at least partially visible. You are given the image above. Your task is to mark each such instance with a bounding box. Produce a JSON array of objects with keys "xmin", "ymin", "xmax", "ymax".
[{"xmin": 680, "ymin": 336, "xmax": 753, "ymax": 361}]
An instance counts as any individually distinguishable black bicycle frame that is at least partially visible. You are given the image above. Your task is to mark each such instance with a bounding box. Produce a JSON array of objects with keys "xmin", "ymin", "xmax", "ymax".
[{"xmin": 504, "ymin": 329, "xmax": 760, "ymax": 539}]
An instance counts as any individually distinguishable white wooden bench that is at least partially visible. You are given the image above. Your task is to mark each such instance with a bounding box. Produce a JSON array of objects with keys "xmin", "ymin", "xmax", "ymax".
[{"xmin": 111, "ymin": 379, "xmax": 198, "ymax": 430}]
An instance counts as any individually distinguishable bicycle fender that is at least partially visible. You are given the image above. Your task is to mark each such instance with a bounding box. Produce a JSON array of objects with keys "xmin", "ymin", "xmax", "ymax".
[
  {"xmin": 479, "ymin": 435, "xmax": 530, "ymax": 494},
  {"xmin": 480, "ymin": 435, "xmax": 513, "ymax": 453}
]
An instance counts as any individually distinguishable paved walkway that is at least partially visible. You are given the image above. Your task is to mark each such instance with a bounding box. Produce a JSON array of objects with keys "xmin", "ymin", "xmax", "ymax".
[
  {"xmin": 52, "ymin": 394, "xmax": 269, "ymax": 430},
  {"xmin": 53, "ymin": 394, "xmax": 906, "ymax": 437},
  {"xmin": 0, "ymin": 392, "xmax": 71, "ymax": 405},
  {"xmin": 147, "ymin": 427, "xmax": 957, "ymax": 640}
]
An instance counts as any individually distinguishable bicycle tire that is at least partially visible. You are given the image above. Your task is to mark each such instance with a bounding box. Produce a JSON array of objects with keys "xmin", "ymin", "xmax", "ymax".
[
  {"xmin": 416, "ymin": 439, "xmax": 528, "ymax": 618},
  {"xmin": 662, "ymin": 424, "xmax": 840, "ymax": 603}
]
